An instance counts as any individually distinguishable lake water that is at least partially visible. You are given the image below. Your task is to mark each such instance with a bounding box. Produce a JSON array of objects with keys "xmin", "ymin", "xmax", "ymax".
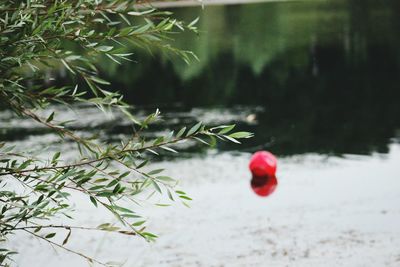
[{"xmin": 2, "ymin": 0, "xmax": 400, "ymax": 266}]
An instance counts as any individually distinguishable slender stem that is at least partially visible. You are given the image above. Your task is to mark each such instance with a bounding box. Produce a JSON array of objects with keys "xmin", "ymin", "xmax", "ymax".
[
  {"xmin": 14, "ymin": 224, "xmax": 135, "ymax": 235},
  {"xmin": 24, "ymin": 229, "xmax": 109, "ymax": 267},
  {"xmin": 0, "ymin": 132, "xmax": 202, "ymax": 176}
]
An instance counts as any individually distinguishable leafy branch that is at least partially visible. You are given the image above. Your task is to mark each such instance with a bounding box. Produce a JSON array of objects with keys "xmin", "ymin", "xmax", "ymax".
[{"xmin": 0, "ymin": 0, "xmax": 253, "ymax": 265}]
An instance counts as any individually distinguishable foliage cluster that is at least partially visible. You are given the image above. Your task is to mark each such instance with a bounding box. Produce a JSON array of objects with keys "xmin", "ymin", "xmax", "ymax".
[{"xmin": 0, "ymin": 1, "xmax": 252, "ymax": 265}]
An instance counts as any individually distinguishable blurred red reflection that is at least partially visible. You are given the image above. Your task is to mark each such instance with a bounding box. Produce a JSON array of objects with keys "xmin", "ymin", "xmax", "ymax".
[{"xmin": 250, "ymin": 174, "xmax": 278, "ymax": 197}]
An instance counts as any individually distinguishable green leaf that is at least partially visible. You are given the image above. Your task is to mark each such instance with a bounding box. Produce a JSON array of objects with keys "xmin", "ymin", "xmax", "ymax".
[
  {"xmin": 96, "ymin": 191, "xmax": 114, "ymax": 197},
  {"xmin": 97, "ymin": 46, "xmax": 114, "ymax": 52},
  {"xmin": 137, "ymin": 160, "xmax": 149, "ymax": 169},
  {"xmin": 118, "ymin": 171, "xmax": 130, "ymax": 179},
  {"xmin": 106, "ymin": 179, "xmax": 119, "ymax": 188},
  {"xmin": 127, "ymin": 9, "xmax": 155, "ymax": 16},
  {"xmin": 156, "ymin": 176, "xmax": 175, "ymax": 182},
  {"xmin": 155, "ymin": 203, "xmax": 170, "ymax": 207},
  {"xmin": 218, "ymin": 124, "xmax": 235, "ymax": 134},
  {"xmin": 224, "ymin": 135, "xmax": 241, "ymax": 144},
  {"xmin": 141, "ymin": 232, "xmax": 158, "ymax": 239},
  {"xmin": 62, "ymin": 229, "xmax": 72, "ymax": 245},
  {"xmin": 46, "ymin": 112, "xmax": 55, "ymax": 123},
  {"xmin": 193, "ymin": 136, "xmax": 210, "ymax": 146},
  {"xmin": 152, "ymin": 137, "xmax": 164, "ymax": 146},
  {"xmin": 186, "ymin": 122, "xmax": 202, "ymax": 136},
  {"xmin": 45, "ymin": 233, "xmax": 56, "ymax": 239},
  {"xmin": 90, "ymin": 76, "xmax": 110, "ymax": 85},
  {"xmin": 176, "ymin": 127, "xmax": 186, "ymax": 138},
  {"xmin": 132, "ymin": 220, "xmax": 146, "ymax": 227},
  {"xmin": 61, "ymin": 59, "xmax": 76, "ymax": 74},
  {"xmin": 51, "ymin": 152, "xmax": 61, "ymax": 164},
  {"xmin": 179, "ymin": 195, "xmax": 193, "ymax": 201},
  {"xmin": 228, "ymin": 132, "xmax": 253, "ymax": 139},
  {"xmin": 112, "ymin": 205, "xmax": 135, "ymax": 214},
  {"xmin": 90, "ymin": 196, "xmax": 98, "ymax": 207},
  {"xmin": 188, "ymin": 17, "xmax": 200, "ymax": 28},
  {"xmin": 160, "ymin": 146, "xmax": 178, "ymax": 153},
  {"xmin": 152, "ymin": 180, "xmax": 162, "ymax": 194},
  {"xmin": 148, "ymin": 169, "xmax": 164, "ymax": 175},
  {"xmin": 146, "ymin": 149, "xmax": 159, "ymax": 155}
]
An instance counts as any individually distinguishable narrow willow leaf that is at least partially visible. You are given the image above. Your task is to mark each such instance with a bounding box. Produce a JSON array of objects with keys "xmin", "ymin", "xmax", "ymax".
[
  {"xmin": 218, "ymin": 124, "xmax": 235, "ymax": 135},
  {"xmin": 51, "ymin": 152, "xmax": 61, "ymax": 163},
  {"xmin": 46, "ymin": 112, "xmax": 55, "ymax": 123},
  {"xmin": 224, "ymin": 135, "xmax": 241, "ymax": 144},
  {"xmin": 106, "ymin": 179, "xmax": 119, "ymax": 188},
  {"xmin": 156, "ymin": 176, "xmax": 175, "ymax": 182},
  {"xmin": 186, "ymin": 122, "xmax": 202, "ymax": 136},
  {"xmin": 62, "ymin": 229, "xmax": 72, "ymax": 245},
  {"xmin": 132, "ymin": 220, "xmax": 146, "ymax": 227},
  {"xmin": 167, "ymin": 190, "xmax": 174, "ymax": 201},
  {"xmin": 112, "ymin": 205, "xmax": 135, "ymax": 214},
  {"xmin": 182, "ymin": 201, "xmax": 191, "ymax": 208},
  {"xmin": 188, "ymin": 17, "xmax": 200, "ymax": 27},
  {"xmin": 136, "ymin": 160, "xmax": 148, "ymax": 169},
  {"xmin": 228, "ymin": 132, "xmax": 253, "ymax": 139},
  {"xmin": 155, "ymin": 203, "xmax": 170, "ymax": 207},
  {"xmin": 120, "ymin": 107, "xmax": 141, "ymax": 124},
  {"xmin": 179, "ymin": 195, "xmax": 192, "ymax": 201},
  {"xmin": 97, "ymin": 46, "xmax": 114, "ymax": 52},
  {"xmin": 90, "ymin": 196, "xmax": 98, "ymax": 207},
  {"xmin": 141, "ymin": 232, "xmax": 158, "ymax": 238},
  {"xmin": 118, "ymin": 171, "xmax": 130, "ymax": 179},
  {"xmin": 193, "ymin": 136, "xmax": 210, "ymax": 146},
  {"xmin": 61, "ymin": 59, "xmax": 76, "ymax": 74},
  {"xmin": 151, "ymin": 180, "xmax": 162, "ymax": 194},
  {"xmin": 127, "ymin": 9, "xmax": 155, "ymax": 16},
  {"xmin": 160, "ymin": 146, "xmax": 178, "ymax": 153},
  {"xmin": 152, "ymin": 137, "xmax": 164, "ymax": 146},
  {"xmin": 121, "ymin": 214, "xmax": 141, "ymax": 219},
  {"xmin": 96, "ymin": 191, "xmax": 114, "ymax": 197},
  {"xmin": 146, "ymin": 149, "xmax": 159, "ymax": 155},
  {"xmin": 45, "ymin": 233, "xmax": 56, "ymax": 239},
  {"xmin": 147, "ymin": 169, "xmax": 164, "ymax": 175},
  {"xmin": 90, "ymin": 76, "xmax": 110, "ymax": 85},
  {"xmin": 176, "ymin": 127, "xmax": 186, "ymax": 138}
]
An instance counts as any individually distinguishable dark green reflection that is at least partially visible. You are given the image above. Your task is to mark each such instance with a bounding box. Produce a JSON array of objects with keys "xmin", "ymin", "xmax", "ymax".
[
  {"xmin": 4, "ymin": 0, "xmax": 399, "ymax": 156},
  {"xmin": 98, "ymin": 0, "xmax": 400, "ymax": 156}
]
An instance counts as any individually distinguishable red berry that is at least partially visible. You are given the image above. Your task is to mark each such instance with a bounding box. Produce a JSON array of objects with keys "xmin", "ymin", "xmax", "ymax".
[{"xmin": 249, "ymin": 151, "xmax": 277, "ymax": 177}]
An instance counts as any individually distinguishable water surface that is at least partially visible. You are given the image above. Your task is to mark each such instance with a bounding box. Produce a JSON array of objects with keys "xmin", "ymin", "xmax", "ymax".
[{"xmin": 10, "ymin": 0, "xmax": 397, "ymax": 156}]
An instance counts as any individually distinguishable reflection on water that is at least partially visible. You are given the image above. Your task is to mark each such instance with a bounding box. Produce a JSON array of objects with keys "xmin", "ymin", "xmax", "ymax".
[
  {"xmin": 100, "ymin": 0, "xmax": 400, "ymax": 156},
  {"xmin": 2, "ymin": 0, "xmax": 400, "ymax": 157},
  {"xmin": 250, "ymin": 174, "xmax": 278, "ymax": 197}
]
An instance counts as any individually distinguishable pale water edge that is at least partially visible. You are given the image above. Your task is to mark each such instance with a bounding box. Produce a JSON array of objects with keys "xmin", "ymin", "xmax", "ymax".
[{"xmin": 10, "ymin": 144, "xmax": 400, "ymax": 266}]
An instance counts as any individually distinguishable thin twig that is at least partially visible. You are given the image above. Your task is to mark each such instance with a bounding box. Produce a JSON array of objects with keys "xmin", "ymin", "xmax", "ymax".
[
  {"xmin": 0, "ymin": 132, "xmax": 202, "ymax": 176},
  {"xmin": 24, "ymin": 229, "xmax": 109, "ymax": 266},
  {"xmin": 14, "ymin": 224, "xmax": 135, "ymax": 235}
]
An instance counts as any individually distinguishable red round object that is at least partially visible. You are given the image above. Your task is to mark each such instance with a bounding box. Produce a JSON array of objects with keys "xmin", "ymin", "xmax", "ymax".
[
  {"xmin": 249, "ymin": 151, "xmax": 277, "ymax": 177},
  {"xmin": 251, "ymin": 174, "xmax": 278, "ymax": 197}
]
